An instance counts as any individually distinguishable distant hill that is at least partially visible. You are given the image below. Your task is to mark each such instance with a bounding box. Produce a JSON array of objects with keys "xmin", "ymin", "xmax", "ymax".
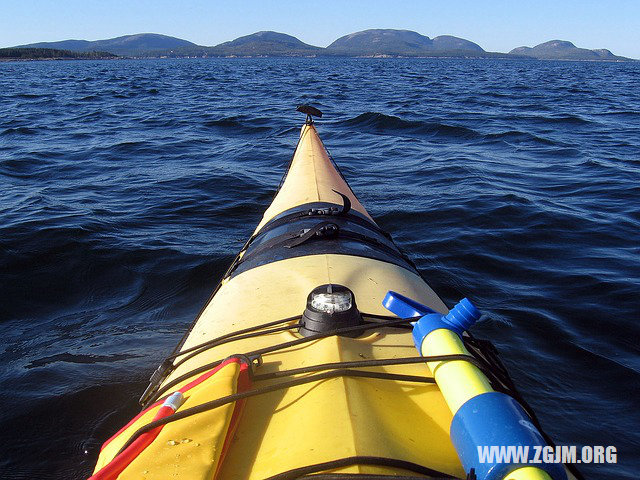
[
  {"xmin": 0, "ymin": 47, "xmax": 117, "ymax": 60},
  {"xmin": 327, "ymin": 29, "xmax": 434, "ymax": 56},
  {"xmin": 509, "ymin": 40, "xmax": 631, "ymax": 61},
  {"xmin": 432, "ymin": 35, "xmax": 483, "ymax": 52},
  {"xmin": 325, "ymin": 29, "xmax": 490, "ymax": 57},
  {"xmin": 209, "ymin": 31, "xmax": 321, "ymax": 56},
  {"xmin": 10, "ymin": 31, "xmax": 635, "ymax": 60},
  {"xmin": 17, "ymin": 33, "xmax": 195, "ymax": 57}
]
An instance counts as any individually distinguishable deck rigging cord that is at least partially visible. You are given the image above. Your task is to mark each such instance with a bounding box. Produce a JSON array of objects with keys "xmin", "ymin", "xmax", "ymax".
[{"xmin": 132, "ymin": 309, "xmax": 584, "ymax": 479}]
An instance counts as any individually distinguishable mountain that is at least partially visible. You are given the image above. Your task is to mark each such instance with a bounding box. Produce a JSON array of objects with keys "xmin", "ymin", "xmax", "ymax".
[
  {"xmin": 431, "ymin": 35, "xmax": 483, "ymax": 52},
  {"xmin": 17, "ymin": 33, "xmax": 196, "ymax": 56},
  {"xmin": 327, "ymin": 29, "xmax": 434, "ymax": 55},
  {"xmin": 325, "ymin": 29, "xmax": 487, "ymax": 56},
  {"xmin": 209, "ymin": 31, "xmax": 321, "ymax": 56},
  {"xmin": 509, "ymin": 40, "xmax": 631, "ymax": 61},
  {"xmin": 11, "ymin": 31, "xmax": 634, "ymax": 60}
]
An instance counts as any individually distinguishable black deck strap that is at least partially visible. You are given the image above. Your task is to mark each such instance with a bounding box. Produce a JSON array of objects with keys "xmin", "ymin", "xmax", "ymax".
[
  {"xmin": 227, "ymin": 199, "xmax": 415, "ymax": 278},
  {"xmin": 299, "ymin": 476, "xmax": 447, "ymax": 480},
  {"xmin": 235, "ymin": 223, "xmax": 407, "ymax": 274},
  {"xmin": 336, "ymin": 229, "xmax": 403, "ymax": 256},
  {"xmin": 253, "ymin": 201, "xmax": 388, "ymax": 244},
  {"xmin": 332, "ymin": 189, "xmax": 352, "ymax": 215},
  {"xmin": 150, "ymin": 351, "xmax": 485, "ymax": 409},
  {"xmin": 263, "ymin": 456, "xmax": 460, "ymax": 480},
  {"xmin": 232, "ymin": 221, "xmax": 339, "ymax": 264},
  {"xmin": 285, "ymin": 221, "xmax": 339, "ymax": 248}
]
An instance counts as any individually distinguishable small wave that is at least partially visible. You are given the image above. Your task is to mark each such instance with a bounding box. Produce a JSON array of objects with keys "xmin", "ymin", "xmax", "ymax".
[
  {"xmin": 140, "ymin": 116, "xmax": 181, "ymax": 127},
  {"xmin": 517, "ymin": 113, "xmax": 591, "ymax": 126},
  {"xmin": 112, "ymin": 91, "xmax": 134, "ymax": 98},
  {"xmin": 110, "ymin": 140, "xmax": 152, "ymax": 153},
  {"xmin": 595, "ymin": 110, "xmax": 640, "ymax": 118},
  {"xmin": 343, "ymin": 112, "xmax": 479, "ymax": 139},
  {"xmin": 202, "ymin": 116, "xmax": 272, "ymax": 134},
  {"xmin": 204, "ymin": 116, "xmax": 242, "ymax": 128},
  {"xmin": 543, "ymin": 114, "xmax": 591, "ymax": 125},
  {"xmin": 70, "ymin": 131, "xmax": 92, "ymax": 139},
  {"xmin": 484, "ymin": 130, "xmax": 557, "ymax": 146},
  {"xmin": 71, "ymin": 109, "xmax": 115, "ymax": 121},
  {"xmin": 27, "ymin": 352, "xmax": 141, "ymax": 369},
  {"xmin": 566, "ymin": 87, "xmax": 594, "ymax": 94},
  {"xmin": 0, "ymin": 157, "xmax": 33, "ymax": 175},
  {"xmin": 12, "ymin": 93, "xmax": 45, "ymax": 99},
  {"xmin": 1, "ymin": 126, "xmax": 38, "ymax": 136}
]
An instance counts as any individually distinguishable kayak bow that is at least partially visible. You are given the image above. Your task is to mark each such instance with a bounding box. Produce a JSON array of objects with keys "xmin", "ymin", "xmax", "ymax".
[{"xmin": 89, "ymin": 109, "xmax": 579, "ymax": 480}]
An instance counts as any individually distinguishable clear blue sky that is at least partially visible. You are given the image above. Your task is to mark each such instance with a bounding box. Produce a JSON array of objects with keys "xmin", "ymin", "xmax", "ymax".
[{"xmin": 2, "ymin": 0, "xmax": 639, "ymax": 58}]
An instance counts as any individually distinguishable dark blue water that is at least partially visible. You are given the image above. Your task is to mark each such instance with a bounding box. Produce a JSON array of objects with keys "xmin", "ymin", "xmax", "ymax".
[{"xmin": 1, "ymin": 58, "xmax": 639, "ymax": 479}]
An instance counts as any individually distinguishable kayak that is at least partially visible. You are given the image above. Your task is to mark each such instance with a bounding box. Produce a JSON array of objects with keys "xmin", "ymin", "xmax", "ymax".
[{"xmin": 89, "ymin": 108, "xmax": 580, "ymax": 480}]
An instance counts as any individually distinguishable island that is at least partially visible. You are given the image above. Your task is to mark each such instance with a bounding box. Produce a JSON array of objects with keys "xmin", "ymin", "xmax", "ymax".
[
  {"xmin": 14, "ymin": 33, "xmax": 195, "ymax": 57},
  {"xmin": 0, "ymin": 48, "xmax": 117, "ymax": 61},
  {"xmin": 325, "ymin": 29, "xmax": 488, "ymax": 57},
  {"xmin": 509, "ymin": 40, "xmax": 632, "ymax": 61},
  {"xmin": 7, "ymin": 30, "xmax": 636, "ymax": 61}
]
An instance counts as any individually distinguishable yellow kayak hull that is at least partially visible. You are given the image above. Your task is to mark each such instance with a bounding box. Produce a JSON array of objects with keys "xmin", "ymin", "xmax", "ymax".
[{"xmin": 92, "ymin": 122, "xmax": 575, "ymax": 480}]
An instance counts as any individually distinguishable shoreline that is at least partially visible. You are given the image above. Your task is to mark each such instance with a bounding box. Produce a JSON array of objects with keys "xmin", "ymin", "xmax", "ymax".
[{"xmin": 1, "ymin": 55, "xmax": 636, "ymax": 63}]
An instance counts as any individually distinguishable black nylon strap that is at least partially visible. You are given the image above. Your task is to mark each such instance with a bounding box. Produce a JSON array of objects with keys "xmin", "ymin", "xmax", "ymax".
[
  {"xmin": 253, "ymin": 203, "xmax": 388, "ymax": 242},
  {"xmin": 286, "ymin": 221, "xmax": 339, "ymax": 248},
  {"xmin": 263, "ymin": 456, "xmax": 459, "ymax": 480},
  {"xmin": 234, "ymin": 222, "xmax": 407, "ymax": 273},
  {"xmin": 299, "ymin": 476, "xmax": 446, "ymax": 480}
]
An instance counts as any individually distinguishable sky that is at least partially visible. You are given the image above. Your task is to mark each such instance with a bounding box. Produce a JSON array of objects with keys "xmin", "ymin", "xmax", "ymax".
[{"xmin": 2, "ymin": 0, "xmax": 639, "ymax": 58}]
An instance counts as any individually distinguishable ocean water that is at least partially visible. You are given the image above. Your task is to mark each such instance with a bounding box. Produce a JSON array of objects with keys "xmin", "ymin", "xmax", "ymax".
[{"xmin": 1, "ymin": 57, "xmax": 638, "ymax": 479}]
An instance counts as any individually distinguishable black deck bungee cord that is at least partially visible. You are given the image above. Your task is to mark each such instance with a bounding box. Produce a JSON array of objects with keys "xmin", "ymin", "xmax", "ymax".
[
  {"xmin": 170, "ymin": 323, "xmax": 300, "ymax": 370},
  {"xmin": 122, "ymin": 351, "xmax": 495, "ymax": 456},
  {"xmin": 143, "ymin": 316, "xmax": 415, "ymax": 405},
  {"xmin": 140, "ymin": 312, "xmax": 406, "ymax": 406},
  {"xmin": 263, "ymin": 456, "xmax": 460, "ymax": 480},
  {"xmin": 297, "ymin": 476, "xmax": 451, "ymax": 480},
  {"xmin": 251, "ymin": 354, "xmax": 483, "ymax": 381},
  {"xmin": 119, "ymin": 367, "xmax": 443, "ymax": 457},
  {"xmin": 296, "ymin": 475, "xmax": 451, "ymax": 480},
  {"xmin": 139, "ymin": 315, "xmax": 302, "ymax": 405},
  {"xmin": 145, "ymin": 329, "xmax": 502, "ymax": 408},
  {"xmin": 167, "ymin": 315, "xmax": 301, "ymax": 360},
  {"xmin": 170, "ymin": 312, "xmax": 402, "ymax": 364}
]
